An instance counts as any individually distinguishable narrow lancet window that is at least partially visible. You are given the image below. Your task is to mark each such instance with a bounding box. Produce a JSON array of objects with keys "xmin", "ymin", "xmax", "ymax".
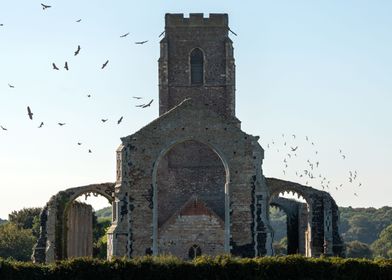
[{"xmin": 190, "ymin": 48, "xmax": 204, "ymax": 85}]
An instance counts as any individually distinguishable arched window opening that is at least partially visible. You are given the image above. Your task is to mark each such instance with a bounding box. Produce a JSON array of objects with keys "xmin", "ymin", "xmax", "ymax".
[
  {"xmin": 188, "ymin": 244, "xmax": 202, "ymax": 259},
  {"xmin": 190, "ymin": 48, "xmax": 204, "ymax": 85}
]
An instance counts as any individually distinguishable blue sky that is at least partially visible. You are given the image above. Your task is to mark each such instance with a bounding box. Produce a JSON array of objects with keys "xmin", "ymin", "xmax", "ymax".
[{"xmin": 0, "ymin": 0, "xmax": 391, "ymax": 218}]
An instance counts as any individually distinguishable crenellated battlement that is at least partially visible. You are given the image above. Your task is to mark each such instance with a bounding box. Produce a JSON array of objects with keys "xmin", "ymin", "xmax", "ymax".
[{"xmin": 165, "ymin": 13, "xmax": 228, "ymax": 28}]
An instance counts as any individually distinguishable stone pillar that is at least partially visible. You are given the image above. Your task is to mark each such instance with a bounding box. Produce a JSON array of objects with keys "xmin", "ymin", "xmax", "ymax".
[
  {"xmin": 45, "ymin": 203, "xmax": 57, "ymax": 263},
  {"xmin": 323, "ymin": 197, "xmax": 333, "ymax": 256},
  {"xmin": 298, "ymin": 204, "xmax": 309, "ymax": 255},
  {"xmin": 66, "ymin": 202, "xmax": 93, "ymax": 258}
]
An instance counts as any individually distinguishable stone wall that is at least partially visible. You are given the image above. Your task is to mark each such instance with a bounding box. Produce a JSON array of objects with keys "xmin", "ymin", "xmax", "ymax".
[
  {"xmin": 66, "ymin": 201, "xmax": 93, "ymax": 258},
  {"xmin": 159, "ymin": 13, "xmax": 236, "ymax": 119},
  {"xmin": 158, "ymin": 197, "xmax": 224, "ymax": 258},
  {"xmin": 109, "ymin": 99, "xmax": 267, "ymax": 258}
]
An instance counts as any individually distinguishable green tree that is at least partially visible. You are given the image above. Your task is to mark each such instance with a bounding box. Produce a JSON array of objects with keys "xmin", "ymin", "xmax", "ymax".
[
  {"xmin": 8, "ymin": 207, "xmax": 42, "ymax": 238},
  {"xmin": 0, "ymin": 222, "xmax": 36, "ymax": 261},
  {"xmin": 372, "ymin": 224, "xmax": 392, "ymax": 258},
  {"xmin": 345, "ymin": 240, "xmax": 373, "ymax": 258}
]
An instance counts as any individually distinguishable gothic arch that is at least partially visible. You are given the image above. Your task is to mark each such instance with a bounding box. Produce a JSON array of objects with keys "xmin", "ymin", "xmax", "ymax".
[
  {"xmin": 189, "ymin": 48, "xmax": 204, "ymax": 85},
  {"xmin": 109, "ymin": 99, "xmax": 269, "ymax": 258},
  {"xmin": 32, "ymin": 183, "xmax": 115, "ymax": 263}
]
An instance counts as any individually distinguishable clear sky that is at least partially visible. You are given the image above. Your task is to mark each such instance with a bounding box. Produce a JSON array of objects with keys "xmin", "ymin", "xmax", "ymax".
[{"xmin": 0, "ymin": 0, "xmax": 391, "ymax": 219}]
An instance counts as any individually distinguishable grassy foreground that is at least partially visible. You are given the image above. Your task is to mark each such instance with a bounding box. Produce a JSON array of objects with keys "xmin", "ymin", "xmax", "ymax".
[{"xmin": 0, "ymin": 255, "xmax": 391, "ymax": 280}]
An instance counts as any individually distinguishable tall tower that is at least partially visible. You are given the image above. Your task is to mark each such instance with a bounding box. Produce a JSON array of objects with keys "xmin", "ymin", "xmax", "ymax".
[{"xmin": 159, "ymin": 13, "xmax": 236, "ymax": 119}]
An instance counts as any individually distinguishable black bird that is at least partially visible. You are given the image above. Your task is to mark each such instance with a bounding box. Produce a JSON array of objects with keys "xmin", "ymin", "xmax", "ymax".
[
  {"xmin": 41, "ymin": 3, "xmax": 51, "ymax": 10},
  {"xmin": 87, "ymin": 94, "xmax": 91, "ymax": 98},
  {"xmin": 291, "ymin": 146, "xmax": 298, "ymax": 152},
  {"xmin": 8, "ymin": 83, "xmax": 14, "ymax": 88},
  {"xmin": 117, "ymin": 116, "xmax": 123, "ymax": 124},
  {"xmin": 292, "ymin": 134, "xmax": 296, "ymax": 139},
  {"xmin": 27, "ymin": 106, "xmax": 33, "ymax": 120},
  {"xmin": 120, "ymin": 32, "xmax": 130, "ymax": 38},
  {"xmin": 64, "ymin": 61, "xmax": 69, "ymax": 70},
  {"xmin": 101, "ymin": 60, "xmax": 109, "ymax": 69},
  {"xmin": 74, "ymin": 45, "xmax": 81, "ymax": 56},
  {"xmin": 0, "ymin": 24, "xmax": 4, "ymax": 27},
  {"xmin": 1, "ymin": 125, "xmax": 7, "ymax": 131},
  {"xmin": 38, "ymin": 122, "xmax": 44, "ymax": 128},
  {"xmin": 52, "ymin": 63, "xmax": 59, "ymax": 70},
  {"xmin": 88, "ymin": 149, "xmax": 92, "ymax": 153},
  {"xmin": 142, "ymin": 99, "xmax": 153, "ymax": 108},
  {"xmin": 354, "ymin": 193, "xmax": 358, "ymax": 197},
  {"xmin": 132, "ymin": 96, "xmax": 142, "ymax": 99},
  {"xmin": 135, "ymin": 40, "xmax": 148, "ymax": 45},
  {"xmin": 342, "ymin": 155, "xmax": 346, "ymax": 159},
  {"xmin": 77, "ymin": 142, "xmax": 82, "ymax": 145},
  {"xmin": 58, "ymin": 122, "xmax": 66, "ymax": 126},
  {"xmin": 101, "ymin": 119, "xmax": 108, "ymax": 123},
  {"xmin": 76, "ymin": 19, "xmax": 82, "ymax": 23}
]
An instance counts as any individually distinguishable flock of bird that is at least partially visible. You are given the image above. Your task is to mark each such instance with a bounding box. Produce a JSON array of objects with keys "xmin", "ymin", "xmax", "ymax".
[
  {"xmin": 1, "ymin": 4, "xmax": 362, "ymax": 199},
  {"xmin": 265, "ymin": 133, "xmax": 363, "ymax": 198},
  {"xmin": 1, "ymin": 3, "xmax": 155, "ymax": 154}
]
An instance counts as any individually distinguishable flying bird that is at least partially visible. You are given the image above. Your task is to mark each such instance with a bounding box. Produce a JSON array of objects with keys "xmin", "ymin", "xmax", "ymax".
[
  {"xmin": 342, "ymin": 155, "xmax": 346, "ymax": 159},
  {"xmin": 27, "ymin": 106, "xmax": 33, "ymax": 120},
  {"xmin": 291, "ymin": 146, "xmax": 298, "ymax": 152},
  {"xmin": 354, "ymin": 193, "xmax": 358, "ymax": 197},
  {"xmin": 74, "ymin": 45, "xmax": 81, "ymax": 56},
  {"xmin": 77, "ymin": 142, "xmax": 82, "ymax": 145},
  {"xmin": 135, "ymin": 40, "xmax": 148, "ymax": 45},
  {"xmin": 117, "ymin": 116, "xmax": 123, "ymax": 124},
  {"xmin": 52, "ymin": 63, "xmax": 59, "ymax": 70},
  {"xmin": 58, "ymin": 122, "xmax": 66, "ymax": 126},
  {"xmin": 0, "ymin": 24, "xmax": 4, "ymax": 27},
  {"xmin": 88, "ymin": 149, "xmax": 92, "ymax": 153},
  {"xmin": 41, "ymin": 3, "xmax": 51, "ymax": 10},
  {"xmin": 38, "ymin": 122, "xmax": 44, "ymax": 128},
  {"xmin": 76, "ymin": 19, "xmax": 82, "ymax": 23},
  {"xmin": 120, "ymin": 32, "xmax": 130, "ymax": 38},
  {"xmin": 101, "ymin": 119, "xmax": 108, "ymax": 123},
  {"xmin": 1, "ymin": 125, "xmax": 7, "ymax": 131},
  {"xmin": 101, "ymin": 60, "xmax": 109, "ymax": 69},
  {"xmin": 87, "ymin": 94, "xmax": 91, "ymax": 98},
  {"xmin": 8, "ymin": 83, "xmax": 14, "ymax": 88},
  {"xmin": 292, "ymin": 134, "xmax": 296, "ymax": 139},
  {"xmin": 132, "ymin": 96, "xmax": 142, "ymax": 99},
  {"xmin": 142, "ymin": 99, "xmax": 154, "ymax": 108},
  {"xmin": 64, "ymin": 61, "xmax": 69, "ymax": 71}
]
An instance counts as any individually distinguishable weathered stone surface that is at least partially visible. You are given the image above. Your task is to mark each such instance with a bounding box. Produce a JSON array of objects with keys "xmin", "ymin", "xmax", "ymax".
[
  {"xmin": 33, "ymin": 13, "xmax": 344, "ymax": 263},
  {"xmin": 66, "ymin": 201, "xmax": 93, "ymax": 258}
]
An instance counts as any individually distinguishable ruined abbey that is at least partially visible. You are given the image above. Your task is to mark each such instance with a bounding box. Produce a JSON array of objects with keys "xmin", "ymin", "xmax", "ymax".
[{"xmin": 33, "ymin": 13, "xmax": 344, "ymax": 262}]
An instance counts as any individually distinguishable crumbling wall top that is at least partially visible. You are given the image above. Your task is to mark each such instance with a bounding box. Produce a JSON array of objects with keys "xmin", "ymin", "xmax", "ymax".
[{"xmin": 165, "ymin": 13, "xmax": 228, "ymax": 27}]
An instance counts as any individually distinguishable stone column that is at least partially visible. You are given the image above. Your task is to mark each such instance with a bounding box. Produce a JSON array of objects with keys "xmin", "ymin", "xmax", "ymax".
[{"xmin": 323, "ymin": 197, "xmax": 333, "ymax": 256}]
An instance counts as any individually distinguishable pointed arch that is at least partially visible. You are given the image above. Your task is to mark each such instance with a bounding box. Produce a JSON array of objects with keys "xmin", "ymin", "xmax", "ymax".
[{"xmin": 190, "ymin": 48, "xmax": 204, "ymax": 85}]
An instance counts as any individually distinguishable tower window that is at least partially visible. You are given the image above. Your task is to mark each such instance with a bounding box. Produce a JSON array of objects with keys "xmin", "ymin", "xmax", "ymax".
[{"xmin": 190, "ymin": 48, "xmax": 204, "ymax": 85}]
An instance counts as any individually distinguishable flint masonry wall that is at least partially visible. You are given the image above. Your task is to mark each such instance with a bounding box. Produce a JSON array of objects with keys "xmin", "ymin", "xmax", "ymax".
[
  {"xmin": 158, "ymin": 197, "xmax": 224, "ymax": 258},
  {"xmin": 159, "ymin": 13, "xmax": 236, "ymax": 119},
  {"xmin": 109, "ymin": 99, "xmax": 267, "ymax": 258}
]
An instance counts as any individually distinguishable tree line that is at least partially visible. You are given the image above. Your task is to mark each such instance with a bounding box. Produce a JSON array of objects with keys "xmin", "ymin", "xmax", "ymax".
[{"xmin": 0, "ymin": 205, "xmax": 391, "ymax": 261}]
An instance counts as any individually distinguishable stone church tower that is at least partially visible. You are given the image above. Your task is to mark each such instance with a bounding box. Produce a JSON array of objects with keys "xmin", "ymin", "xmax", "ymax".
[
  {"xmin": 33, "ymin": 13, "xmax": 344, "ymax": 263},
  {"xmin": 107, "ymin": 13, "xmax": 272, "ymax": 258}
]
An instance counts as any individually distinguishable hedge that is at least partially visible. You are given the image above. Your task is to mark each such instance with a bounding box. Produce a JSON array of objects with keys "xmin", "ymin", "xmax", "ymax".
[{"xmin": 0, "ymin": 255, "xmax": 391, "ymax": 280}]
